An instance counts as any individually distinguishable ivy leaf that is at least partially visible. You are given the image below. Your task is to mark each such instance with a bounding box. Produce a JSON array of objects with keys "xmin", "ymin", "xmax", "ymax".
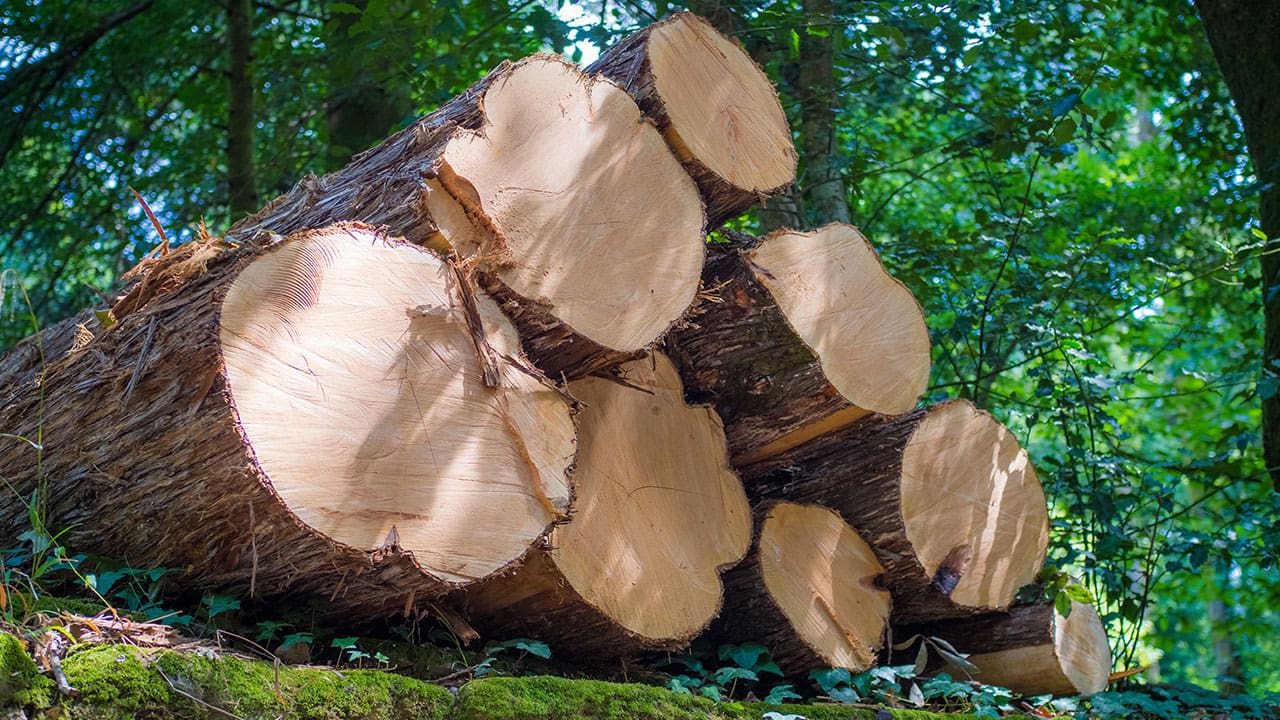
[
  {"xmin": 713, "ymin": 666, "xmax": 758, "ymax": 685},
  {"xmin": 511, "ymin": 639, "xmax": 551, "ymax": 659},
  {"xmin": 1062, "ymin": 584, "xmax": 1096, "ymax": 605},
  {"xmin": 828, "ymin": 686, "xmax": 860, "ymax": 704},
  {"xmin": 808, "ymin": 667, "xmax": 851, "ymax": 693},
  {"xmin": 720, "ymin": 642, "xmax": 768, "ymax": 670},
  {"xmin": 763, "ymin": 684, "xmax": 803, "ymax": 705}
]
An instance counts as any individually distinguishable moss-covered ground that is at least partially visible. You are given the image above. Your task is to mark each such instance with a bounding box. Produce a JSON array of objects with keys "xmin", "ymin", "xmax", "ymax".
[{"xmin": 0, "ymin": 631, "xmax": 998, "ymax": 720}]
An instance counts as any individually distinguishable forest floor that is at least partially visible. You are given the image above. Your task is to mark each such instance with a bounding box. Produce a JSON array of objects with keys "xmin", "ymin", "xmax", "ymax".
[{"xmin": 0, "ymin": 593, "xmax": 1273, "ymax": 720}]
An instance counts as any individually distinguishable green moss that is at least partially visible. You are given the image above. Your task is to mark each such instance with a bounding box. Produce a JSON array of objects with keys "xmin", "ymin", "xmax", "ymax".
[
  {"xmin": 289, "ymin": 666, "xmax": 452, "ymax": 720},
  {"xmin": 50, "ymin": 641, "xmax": 452, "ymax": 719},
  {"xmin": 60, "ymin": 644, "xmax": 172, "ymax": 719},
  {"xmin": 456, "ymin": 676, "xmax": 723, "ymax": 720},
  {"xmin": 0, "ymin": 631, "xmax": 55, "ymax": 708}
]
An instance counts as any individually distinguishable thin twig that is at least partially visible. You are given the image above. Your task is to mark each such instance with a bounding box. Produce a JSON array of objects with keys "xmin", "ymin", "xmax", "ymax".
[{"xmin": 157, "ymin": 666, "xmax": 252, "ymax": 720}]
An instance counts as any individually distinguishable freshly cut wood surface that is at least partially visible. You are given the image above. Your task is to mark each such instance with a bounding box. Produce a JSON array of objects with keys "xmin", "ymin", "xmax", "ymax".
[
  {"xmin": 669, "ymin": 225, "xmax": 929, "ymax": 464},
  {"xmin": 715, "ymin": 502, "xmax": 890, "ymax": 675},
  {"xmin": 233, "ymin": 55, "xmax": 703, "ymax": 380},
  {"xmin": 898, "ymin": 598, "xmax": 1111, "ymax": 696},
  {"xmin": 589, "ymin": 12, "xmax": 796, "ymax": 227},
  {"xmin": 461, "ymin": 354, "xmax": 751, "ymax": 657},
  {"xmin": 741, "ymin": 400, "xmax": 1049, "ymax": 622},
  {"xmin": 437, "ymin": 56, "xmax": 704, "ymax": 356},
  {"xmin": 221, "ymin": 226, "xmax": 575, "ymax": 585},
  {"xmin": 0, "ymin": 225, "xmax": 575, "ymax": 617}
]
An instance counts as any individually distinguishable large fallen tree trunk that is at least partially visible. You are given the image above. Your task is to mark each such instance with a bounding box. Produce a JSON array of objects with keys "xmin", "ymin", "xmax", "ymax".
[
  {"xmin": 587, "ymin": 12, "xmax": 797, "ymax": 227},
  {"xmin": 0, "ymin": 224, "xmax": 576, "ymax": 618},
  {"xmin": 668, "ymin": 224, "xmax": 930, "ymax": 464},
  {"xmin": 896, "ymin": 598, "xmax": 1111, "ymax": 696},
  {"xmin": 739, "ymin": 400, "xmax": 1049, "ymax": 623},
  {"xmin": 459, "ymin": 354, "xmax": 751, "ymax": 658},
  {"xmin": 229, "ymin": 55, "xmax": 705, "ymax": 380},
  {"xmin": 711, "ymin": 502, "xmax": 891, "ymax": 676}
]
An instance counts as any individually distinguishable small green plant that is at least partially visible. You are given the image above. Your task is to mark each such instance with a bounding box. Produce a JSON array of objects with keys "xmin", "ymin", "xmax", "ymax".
[
  {"xmin": 660, "ymin": 643, "xmax": 795, "ymax": 702},
  {"xmin": 1062, "ymin": 683, "xmax": 1279, "ymax": 720},
  {"xmin": 809, "ymin": 664, "xmax": 1023, "ymax": 718},
  {"xmin": 472, "ymin": 638, "xmax": 551, "ymax": 677},
  {"xmin": 330, "ymin": 636, "xmax": 390, "ymax": 667}
]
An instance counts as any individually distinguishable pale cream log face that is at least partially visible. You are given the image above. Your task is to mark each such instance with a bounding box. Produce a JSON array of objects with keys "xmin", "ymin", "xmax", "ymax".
[
  {"xmin": 1055, "ymin": 599, "xmax": 1112, "ymax": 694},
  {"xmin": 648, "ymin": 14, "xmax": 797, "ymax": 193},
  {"xmin": 900, "ymin": 400, "xmax": 1050, "ymax": 610},
  {"xmin": 760, "ymin": 503, "xmax": 891, "ymax": 671},
  {"xmin": 220, "ymin": 227, "xmax": 575, "ymax": 585},
  {"xmin": 556, "ymin": 354, "xmax": 751, "ymax": 641},
  {"xmin": 441, "ymin": 57, "xmax": 705, "ymax": 352},
  {"xmin": 750, "ymin": 224, "xmax": 931, "ymax": 416}
]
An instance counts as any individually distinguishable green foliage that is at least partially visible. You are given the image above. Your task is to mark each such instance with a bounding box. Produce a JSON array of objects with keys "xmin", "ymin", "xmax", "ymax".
[
  {"xmin": 810, "ymin": 664, "xmax": 1021, "ymax": 718},
  {"xmin": 1055, "ymin": 683, "xmax": 1280, "ymax": 720},
  {"xmin": 659, "ymin": 642, "xmax": 790, "ymax": 702},
  {"xmin": 473, "ymin": 638, "xmax": 552, "ymax": 678}
]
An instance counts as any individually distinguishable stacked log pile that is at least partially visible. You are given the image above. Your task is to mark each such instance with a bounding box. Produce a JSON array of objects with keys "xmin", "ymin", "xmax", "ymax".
[{"xmin": 0, "ymin": 12, "xmax": 1110, "ymax": 697}]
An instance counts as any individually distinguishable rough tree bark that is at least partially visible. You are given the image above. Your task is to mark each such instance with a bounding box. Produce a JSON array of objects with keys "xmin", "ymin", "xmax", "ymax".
[
  {"xmin": 796, "ymin": 0, "xmax": 850, "ymax": 226},
  {"xmin": 1194, "ymin": 0, "xmax": 1280, "ymax": 490}
]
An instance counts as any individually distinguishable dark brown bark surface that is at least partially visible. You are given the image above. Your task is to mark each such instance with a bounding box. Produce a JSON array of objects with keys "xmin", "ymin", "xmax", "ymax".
[
  {"xmin": 667, "ymin": 236, "xmax": 854, "ymax": 461},
  {"xmin": 1195, "ymin": 0, "xmax": 1280, "ymax": 490},
  {"xmin": 455, "ymin": 551, "xmax": 681, "ymax": 660}
]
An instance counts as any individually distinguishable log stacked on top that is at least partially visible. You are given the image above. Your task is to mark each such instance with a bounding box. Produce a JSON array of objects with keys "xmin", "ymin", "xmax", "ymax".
[{"xmin": 0, "ymin": 11, "xmax": 1110, "ymax": 697}]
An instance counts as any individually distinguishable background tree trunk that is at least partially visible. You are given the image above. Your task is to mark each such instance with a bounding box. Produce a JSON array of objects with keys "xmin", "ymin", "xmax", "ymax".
[
  {"xmin": 1194, "ymin": 0, "xmax": 1280, "ymax": 491},
  {"xmin": 227, "ymin": 0, "xmax": 257, "ymax": 217},
  {"xmin": 324, "ymin": 0, "xmax": 416, "ymax": 172},
  {"xmin": 796, "ymin": 0, "xmax": 850, "ymax": 226}
]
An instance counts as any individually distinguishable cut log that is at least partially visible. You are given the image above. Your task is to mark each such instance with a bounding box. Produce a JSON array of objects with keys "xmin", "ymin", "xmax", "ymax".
[
  {"xmin": 588, "ymin": 12, "xmax": 797, "ymax": 227},
  {"xmin": 231, "ymin": 55, "xmax": 705, "ymax": 380},
  {"xmin": 712, "ymin": 502, "xmax": 890, "ymax": 676},
  {"xmin": 668, "ymin": 224, "xmax": 930, "ymax": 465},
  {"xmin": 739, "ymin": 400, "xmax": 1049, "ymax": 622},
  {"xmin": 896, "ymin": 598, "xmax": 1111, "ymax": 696},
  {"xmin": 459, "ymin": 353, "xmax": 751, "ymax": 657},
  {"xmin": 0, "ymin": 224, "xmax": 575, "ymax": 617}
]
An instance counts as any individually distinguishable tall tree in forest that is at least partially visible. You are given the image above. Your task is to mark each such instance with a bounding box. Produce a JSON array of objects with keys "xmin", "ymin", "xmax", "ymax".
[
  {"xmin": 324, "ymin": 1, "xmax": 415, "ymax": 171},
  {"xmin": 227, "ymin": 0, "xmax": 258, "ymax": 216},
  {"xmin": 795, "ymin": 0, "xmax": 849, "ymax": 225},
  {"xmin": 1194, "ymin": 0, "xmax": 1280, "ymax": 492}
]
